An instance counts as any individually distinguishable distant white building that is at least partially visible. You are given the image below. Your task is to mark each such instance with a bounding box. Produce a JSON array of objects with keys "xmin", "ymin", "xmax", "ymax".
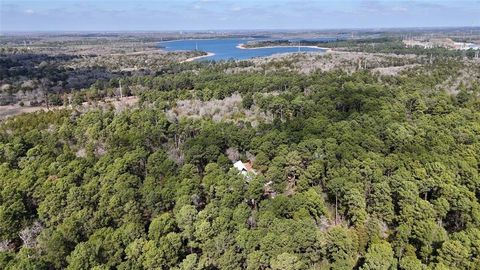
[
  {"xmin": 404, "ymin": 38, "xmax": 480, "ymax": 51},
  {"xmin": 233, "ymin": 160, "xmax": 256, "ymax": 177},
  {"xmin": 454, "ymin": 42, "xmax": 480, "ymax": 51}
]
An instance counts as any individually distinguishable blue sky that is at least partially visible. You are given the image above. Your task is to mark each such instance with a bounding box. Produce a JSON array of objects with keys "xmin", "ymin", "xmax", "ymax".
[{"xmin": 1, "ymin": 0, "xmax": 479, "ymax": 32}]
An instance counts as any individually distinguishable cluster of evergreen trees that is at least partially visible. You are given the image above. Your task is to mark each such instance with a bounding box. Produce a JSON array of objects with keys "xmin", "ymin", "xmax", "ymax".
[{"xmin": 1, "ymin": 55, "xmax": 480, "ymax": 269}]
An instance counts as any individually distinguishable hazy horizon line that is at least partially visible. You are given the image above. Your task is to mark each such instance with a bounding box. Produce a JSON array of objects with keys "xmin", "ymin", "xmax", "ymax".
[{"xmin": 2, "ymin": 26, "xmax": 480, "ymax": 35}]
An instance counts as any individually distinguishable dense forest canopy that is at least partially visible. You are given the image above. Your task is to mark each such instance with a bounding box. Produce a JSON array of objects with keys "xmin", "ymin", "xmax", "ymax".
[{"xmin": 1, "ymin": 44, "xmax": 480, "ymax": 270}]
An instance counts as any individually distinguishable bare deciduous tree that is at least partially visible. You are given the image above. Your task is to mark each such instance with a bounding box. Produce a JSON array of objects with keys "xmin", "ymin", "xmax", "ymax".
[
  {"xmin": 0, "ymin": 240, "xmax": 14, "ymax": 252},
  {"xmin": 246, "ymin": 151, "xmax": 256, "ymax": 162},
  {"xmin": 226, "ymin": 147, "xmax": 240, "ymax": 162},
  {"xmin": 19, "ymin": 221, "xmax": 43, "ymax": 249}
]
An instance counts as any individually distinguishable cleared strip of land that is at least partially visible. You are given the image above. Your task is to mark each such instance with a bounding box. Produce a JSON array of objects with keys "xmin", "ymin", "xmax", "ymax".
[
  {"xmin": 0, "ymin": 96, "xmax": 138, "ymax": 120},
  {"xmin": 180, "ymin": 52, "xmax": 215, "ymax": 62}
]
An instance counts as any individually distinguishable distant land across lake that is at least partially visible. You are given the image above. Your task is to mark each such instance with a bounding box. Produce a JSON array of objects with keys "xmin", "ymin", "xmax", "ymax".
[{"xmin": 158, "ymin": 38, "xmax": 332, "ymax": 61}]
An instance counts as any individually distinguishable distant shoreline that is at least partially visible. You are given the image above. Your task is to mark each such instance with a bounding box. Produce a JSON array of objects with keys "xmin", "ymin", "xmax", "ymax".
[
  {"xmin": 159, "ymin": 38, "xmax": 221, "ymax": 44},
  {"xmin": 181, "ymin": 52, "xmax": 215, "ymax": 62},
  {"xmin": 236, "ymin": 43, "xmax": 331, "ymax": 52},
  {"xmin": 159, "ymin": 37, "xmax": 256, "ymax": 44}
]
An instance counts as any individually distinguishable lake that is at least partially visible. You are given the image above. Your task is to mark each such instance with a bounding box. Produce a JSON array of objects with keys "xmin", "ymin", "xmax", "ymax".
[{"xmin": 158, "ymin": 38, "xmax": 328, "ymax": 61}]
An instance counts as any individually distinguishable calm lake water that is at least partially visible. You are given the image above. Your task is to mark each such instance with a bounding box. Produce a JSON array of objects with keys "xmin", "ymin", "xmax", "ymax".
[{"xmin": 158, "ymin": 38, "xmax": 328, "ymax": 61}]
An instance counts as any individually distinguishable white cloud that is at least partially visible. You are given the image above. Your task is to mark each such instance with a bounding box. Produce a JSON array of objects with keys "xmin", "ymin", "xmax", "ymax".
[{"xmin": 24, "ymin": 9, "xmax": 35, "ymax": 15}]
